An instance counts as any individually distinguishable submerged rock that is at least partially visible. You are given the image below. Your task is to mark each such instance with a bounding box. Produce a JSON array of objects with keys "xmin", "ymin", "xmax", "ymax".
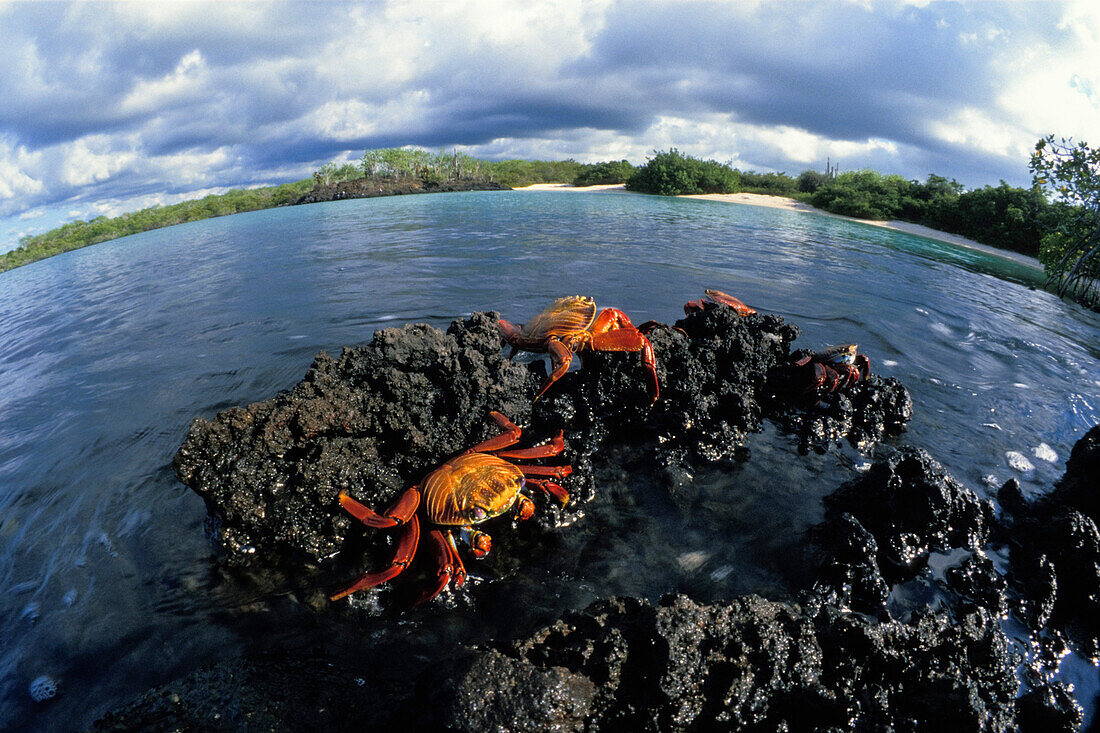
[{"xmin": 109, "ymin": 423, "xmax": 1099, "ymax": 730}]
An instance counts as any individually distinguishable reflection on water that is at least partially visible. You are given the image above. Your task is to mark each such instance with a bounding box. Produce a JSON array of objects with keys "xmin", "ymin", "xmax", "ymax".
[{"xmin": 1, "ymin": 191, "xmax": 1097, "ymax": 730}]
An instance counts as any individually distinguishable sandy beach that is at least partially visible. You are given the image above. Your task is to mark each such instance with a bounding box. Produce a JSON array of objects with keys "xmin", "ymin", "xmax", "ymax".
[{"xmin": 515, "ymin": 184, "xmax": 1043, "ymax": 270}]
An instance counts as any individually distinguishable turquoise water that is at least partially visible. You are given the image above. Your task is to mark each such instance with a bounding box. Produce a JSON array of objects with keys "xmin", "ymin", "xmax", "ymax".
[{"xmin": 1, "ymin": 191, "xmax": 1097, "ymax": 729}]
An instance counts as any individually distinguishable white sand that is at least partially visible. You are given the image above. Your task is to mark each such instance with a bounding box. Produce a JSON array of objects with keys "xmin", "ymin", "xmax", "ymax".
[
  {"xmin": 514, "ymin": 184, "xmax": 1043, "ymax": 270},
  {"xmin": 513, "ymin": 183, "xmax": 631, "ymax": 193}
]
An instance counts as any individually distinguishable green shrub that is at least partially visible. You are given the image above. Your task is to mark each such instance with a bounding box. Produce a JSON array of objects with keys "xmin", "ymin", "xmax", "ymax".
[
  {"xmin": 1, "ymin": 179, "xmax": 314, "ymax": 274},
  {"xmin": 797, "ymin": 170, "xmax": 830, "ymax": 193},
  {"xmin": 573, "ymin": 160, "xmax": 635, "ymax": 186},
  {"xmin": 626, "ymin": 149, "xmax": 740, "ymax": 195},
  {"xmin": 736, "ymin": 170, "xmax": 798, "ymax": 195},
  {"xmin": 483, "ymin": 159, "xmax": 586, "ymax": 187},
  {"xmin": 811, "ymin": 170, "xmax": 907, "ymax": 219}
]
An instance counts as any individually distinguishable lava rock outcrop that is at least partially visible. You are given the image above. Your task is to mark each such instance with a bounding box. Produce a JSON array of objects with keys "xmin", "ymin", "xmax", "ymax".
[
  {"xmin": 175, "ymin": 305, "xmax": 913, "ymax": 569},
  {"xmin": 174, "ymin": 312, "xmax": 543, "ymax": 565},
  {"xmin": 999, "ymin": 424, "xmax": 1100, "ymax": 657},
  {"xmin": 108, "ymin": 424, "xmax": 1099, "ymax": 731},
  {"xmin": 808, "ymin": 446, "xmax": 996, "ymax": 615},
  {"xmin": 416, "ymin": 594, "xmax": 1026, "ymax": 732}
]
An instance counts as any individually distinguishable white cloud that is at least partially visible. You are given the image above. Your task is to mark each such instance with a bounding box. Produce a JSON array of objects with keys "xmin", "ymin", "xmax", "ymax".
[
  {"xmin": 60, "ymin": 136, "xmax": 138, "ymax": 187},
  {"xmin": 1, "ymin": 0, "xmax": 1097, "ymax": 233},
  {"xmin": 0, "ymin": 140, "xmax": 43, "ymax": 200},
  {"xmin": 118, "ymin": 49, "xmax": 208, "ymax": 117},
  {"xmin": 927, "ymin": 107, "xmax": 1026, "ymax": 160},
  {"xmin": 147, "ymin": 146, "xmax": 233, "ymax": 186}
]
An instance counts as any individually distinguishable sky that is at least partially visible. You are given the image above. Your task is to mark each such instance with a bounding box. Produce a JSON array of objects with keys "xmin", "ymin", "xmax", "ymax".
[{"xmin": 2, "ymin": 0, "xmax": 1099, "ymax": 252}]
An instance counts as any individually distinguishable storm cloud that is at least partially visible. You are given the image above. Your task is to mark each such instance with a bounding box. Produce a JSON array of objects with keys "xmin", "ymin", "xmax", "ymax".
[{"xmin": 2, "ymin": 0, "xmax": 1098, "ymax": 246}]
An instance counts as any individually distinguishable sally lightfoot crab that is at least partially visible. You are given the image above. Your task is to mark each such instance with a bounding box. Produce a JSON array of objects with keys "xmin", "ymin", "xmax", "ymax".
[
  {"xmin": 498, "ymin": 295, "xmax": 659, "ymax": 401},
  {"xmin": 792, "ymin": 344, "xmax": 871, "ymax": 407},
  {"xmin": 683, "ymin": 289, "xmax": 756, "ymax": 317},
  {"xmin": 330, "ymin": 411, "xmax": 572, "ymax": 604},
  {"xmin": 639, "ymin": 289, "xmax": 756, "ymax": 334}
]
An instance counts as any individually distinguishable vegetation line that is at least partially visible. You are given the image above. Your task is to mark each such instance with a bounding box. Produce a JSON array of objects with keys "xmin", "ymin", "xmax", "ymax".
[{"xmin": 3, "ymin": 143, "xmax": 1097, "ymax": 309}]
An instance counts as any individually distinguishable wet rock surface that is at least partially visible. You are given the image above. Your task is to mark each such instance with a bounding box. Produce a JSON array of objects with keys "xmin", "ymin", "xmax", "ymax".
[
  {"xmin": 174, "ymin": 312, "xmax": 544, "ymax": 566},
  {"xmin": 141, "ymin": 306, "xmax": 1100, "ymax": 731},
  {"xmin": 810, "ymin": 446, "xmax": 995, "ymax": 600},
  {"xmin": 174, "ymin": 305, "xmax": 913, "ymax": 570},
  {"xmin": 1000, "ymin": 424, "xmax": 1100, "ymax": 658}
]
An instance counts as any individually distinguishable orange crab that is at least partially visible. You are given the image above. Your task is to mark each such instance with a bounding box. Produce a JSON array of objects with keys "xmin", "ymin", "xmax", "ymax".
[
  {"xmin": 639, "ymin": 289, "xmax": 756, "ymax": 335},
  {"xmin": 498, "ymin": 296, "xmax": 659, "ymax": 401},
  {"xmin": 683, "ymin": 289, "xmax": 756, "ymax": 317},
  {"xmin": 330, "ymin": 411, "xmax": 571, "ymax": 605}
]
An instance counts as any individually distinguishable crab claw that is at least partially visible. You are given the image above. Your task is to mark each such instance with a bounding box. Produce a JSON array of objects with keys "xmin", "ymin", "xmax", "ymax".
[
  {"xmin": 854, "ymin": 354, "xmax": 871, "ymax": 381},
  {"xmin": 338, "ymin": 488, "xmax": 419, "ymax": 528},
  {"xmin": 515, "ymin": 495, "xmax": 536, "ymax": 521},
  {"xmin": 524, "ymin": 477, "xmax": 570, "ymax": 505},
  {"xmin": 330, "ymin": 515, "xmax": 421, "ymax": 602},
  {"xmin": 467, "ymin": 529, "xmax": 492, "ymax": 558},
  {"xmin": 414, "ymin": 529, "xmax": 459, "ymax": 605},
  {"xmin": 498, "ymin": 318, "xmax": 522, "ymax": 344}
]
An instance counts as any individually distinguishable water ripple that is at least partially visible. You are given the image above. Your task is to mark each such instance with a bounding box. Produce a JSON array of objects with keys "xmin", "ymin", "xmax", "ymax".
[{"xmin": 0, "ymin": 190, "xmax": 1097, "ymax": 730}]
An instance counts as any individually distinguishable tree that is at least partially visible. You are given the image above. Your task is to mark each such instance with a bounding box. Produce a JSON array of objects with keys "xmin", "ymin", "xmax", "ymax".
[
  {"xmin": 1029, "ymin": 135, "xmax": 1100, "ymax": 307},
  {"xmin": 625, "ymin": 149, "xmax": 740, "ymax": 195},
  {"xmin": 574, "ymin": 160, "xmax": 635, "ymax": 186}
]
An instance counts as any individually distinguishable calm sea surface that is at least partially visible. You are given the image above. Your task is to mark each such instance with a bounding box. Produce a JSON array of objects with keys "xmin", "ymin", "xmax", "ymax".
[{"xmin": 2, "ymin": 191, "xmax": 1098, "ymax": 729}]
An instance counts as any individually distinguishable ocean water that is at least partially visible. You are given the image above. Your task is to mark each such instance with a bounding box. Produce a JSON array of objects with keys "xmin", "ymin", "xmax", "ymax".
[{"xmin": 1, "ymin": 190, "xmax": 1098, "ymax": 729}]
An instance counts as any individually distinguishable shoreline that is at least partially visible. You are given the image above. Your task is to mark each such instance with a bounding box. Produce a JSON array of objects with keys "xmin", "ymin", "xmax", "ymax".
[{"xmin": 515, "ymin": 183, "xmax": 1044, "ymax": 271}]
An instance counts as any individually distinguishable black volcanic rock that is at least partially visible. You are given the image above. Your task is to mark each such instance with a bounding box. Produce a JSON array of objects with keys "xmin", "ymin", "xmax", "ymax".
[
  {"xmin": 107, "ymin": 427, "xmax": 1100, "ymax": 731},
  {"xmin": 809, "ymin": 446, "xmax": 995, "ymax": 601},
  {"xmin": 766, "ymin": 347, "xmax": 913, "ymax": 454},
  {"xmin": 538, "ymin": 308, "xmax": 802, "ymax": 467},
  {"xmin": 92, "ymin": 592, "xmax": 1083, "ymax": 733},
  {"xmin": 1002, "ymin": 425, "xmax": 1100, "ymax": 656},
  {"xmin": 421, "ymin": 594, "xmax": 1027, "ymax": 732},
  {"xmin": 174, "ymin": 312, "xmax": 544, "ymax": 565},
  {"xmin": 175, "ymin": 304, "xmax": 913, "ymax": 572}
]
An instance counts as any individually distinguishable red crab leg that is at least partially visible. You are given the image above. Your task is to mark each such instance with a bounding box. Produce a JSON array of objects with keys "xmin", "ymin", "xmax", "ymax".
[
  {"xmin": 855, "ymin": 354, "xmax": 871, "ymax": 380},
  {"xmin": 525, "ymin": 477, "xmax": 570, "ymax": 505},
  {"xmin": 520, "ymin": 464, "xmax": 573, "ymax": 479},
  {"xmin": 464, "ymin": 411, "xmax": 522, "ymax": 453},
  {"xmin": 330, "ymin": 515, "xmax": 421, "ymax": 601},
  {"xmin": 535, "ymin": 339, "xmax": 574, "ymax": 400},
  {"xmin": 414, "ymin": 529, "xmax": 458, "ymax": 605},
  {"xmin": 588, "ymin": 329, "xmax": 660, "ymax": 402},
  {"xmin": 337, "ymin": 488, "xmax": 420, "ymax": 529},
  {"xmin": 492, "ymin": 431, "xmax": 564, "ymax": 460}
]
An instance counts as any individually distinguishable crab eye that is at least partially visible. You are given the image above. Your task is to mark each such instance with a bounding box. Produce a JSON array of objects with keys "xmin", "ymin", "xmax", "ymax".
[{"xmin": 471, "ymin": 507, "xmax": 487, "ymax": 521}]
